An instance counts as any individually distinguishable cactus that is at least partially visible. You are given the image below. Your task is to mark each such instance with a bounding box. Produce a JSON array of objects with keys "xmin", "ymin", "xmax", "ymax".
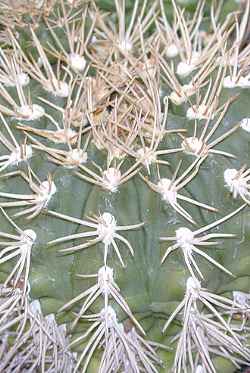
[{"xmin": 0, "ymin": 0, "xmax": 250, "ymax": 372}]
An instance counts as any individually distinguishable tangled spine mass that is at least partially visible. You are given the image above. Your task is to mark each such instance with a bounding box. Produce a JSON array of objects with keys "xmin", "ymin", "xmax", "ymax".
[{"xmin": 0, "ymin": 0, "xmax": 250, "ymax": 372}]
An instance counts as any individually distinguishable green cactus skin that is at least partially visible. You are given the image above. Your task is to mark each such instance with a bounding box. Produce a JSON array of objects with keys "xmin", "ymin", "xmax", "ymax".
[{"xmin": 0, "ymin": 0, "xmax": 250, "ymax": 372}]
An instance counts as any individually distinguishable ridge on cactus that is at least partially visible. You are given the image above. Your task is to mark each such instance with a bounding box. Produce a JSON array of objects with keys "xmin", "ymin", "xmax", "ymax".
[{"xmin": 0, "ymin": 0, "xmax": 250, "ymax": 372}]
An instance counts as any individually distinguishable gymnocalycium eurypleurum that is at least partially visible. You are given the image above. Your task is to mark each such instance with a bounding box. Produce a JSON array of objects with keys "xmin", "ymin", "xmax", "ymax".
[{"xmin": 0, "ymin": 0, "xmax": 250, "ymax": 372}]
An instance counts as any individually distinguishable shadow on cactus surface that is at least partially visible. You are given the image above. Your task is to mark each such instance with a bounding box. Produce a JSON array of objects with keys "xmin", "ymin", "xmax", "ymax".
[{"xmin": 0, "ymin": 0, "xmax": 250, "ymax": 372}]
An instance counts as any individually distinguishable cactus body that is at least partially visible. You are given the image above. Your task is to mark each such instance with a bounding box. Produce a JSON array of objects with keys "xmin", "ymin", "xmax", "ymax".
[{"xmin": 0, "ymin": 0, "xmax": 250, "ymax": 372}]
